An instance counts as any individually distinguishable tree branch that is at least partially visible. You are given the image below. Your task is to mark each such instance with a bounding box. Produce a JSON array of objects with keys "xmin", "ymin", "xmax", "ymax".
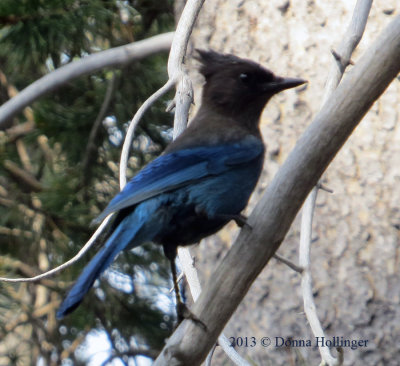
[
  {"xmin": 322, "ymin": 0, "xmax": 373, "ymax": 104},
  {"xmin": 299, "ymin": 1, "xmax": 372, "ymax": 365},
  {"xmin": 118, "ymin": 0, "xmax": 205, "ymax": 188},
  {"xmin": 153, "ymin": 14, "xmax": 400, "ymax": 366},
  {"xmin": 0, "ymin": 34, "xmax": 174, "ymax": 284},
  {"xmin": 0, "ymin": 32, "xmax": 174, "ymax": 130},
  {"xmin": 119, "ymin": 79, "xmax": 175, "ymax": 188},
  {"xmin": 0, "ymin": 215, "xmax": 113, "ymax": 283},
  {"xmin": 169, "ymin": 0, "xmax": 205, "ymax": 137}
]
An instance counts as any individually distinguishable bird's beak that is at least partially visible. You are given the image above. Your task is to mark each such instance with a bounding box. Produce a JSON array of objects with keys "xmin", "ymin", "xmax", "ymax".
[{"xmin": 263, "ymin": 76, "xmax": 307, "ymax": 93}]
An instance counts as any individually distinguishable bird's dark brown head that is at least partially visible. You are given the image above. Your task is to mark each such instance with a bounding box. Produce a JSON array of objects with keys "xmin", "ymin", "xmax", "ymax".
[{"xmin": 195, "ymin": 49, "xmax": 306, "ymax": 119}]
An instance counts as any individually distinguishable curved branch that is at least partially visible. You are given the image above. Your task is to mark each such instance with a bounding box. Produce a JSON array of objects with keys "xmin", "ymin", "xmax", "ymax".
[
  {"xmin": 0, "ymin": 34, "xmax": 174, "ymax": 283},
  {"xmin": 299, "ymin": 1, "xmax": 372, "ymax": 365},
  {"xmin": 300, "ymin": 187, "xmax": 340, "ymax": 364},
  {"xmin": 0, "ymin": 32, "xmax": 174, "ymax": 130},
  {"xmin": 0, "ymin": 215, "xmax": 112, "ymax": 283},
  {"xmin": 118, "ymin": 0, "xmax": 204, "ymax": 187},
  {"xmin": 153, "ymin": 14, "xmax": 400, "ymax": 366},
  {"xmin": 119, "ymin": 79, "xmax": 175, "ymax": 188}
]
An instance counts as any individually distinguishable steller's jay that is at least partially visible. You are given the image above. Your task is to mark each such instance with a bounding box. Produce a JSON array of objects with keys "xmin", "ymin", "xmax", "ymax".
[{"xmin": 56, "ymin": 49, "xmax": 306, "ymax": 320}]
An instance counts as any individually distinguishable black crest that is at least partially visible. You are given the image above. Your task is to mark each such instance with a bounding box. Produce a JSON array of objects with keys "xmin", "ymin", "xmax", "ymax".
[{"xmin": 194, "ymin": 49, "xmax": 263, "ymax": 79}]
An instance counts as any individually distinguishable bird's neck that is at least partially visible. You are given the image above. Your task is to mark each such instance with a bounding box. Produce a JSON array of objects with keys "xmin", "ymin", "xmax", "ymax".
[
  {"xmin": 195, "ymin": 103, "xmax": 263, "ymax": 135},
  {"xmin": 164, "ymin": 104, "xmax": 263, "ymax": 154}
]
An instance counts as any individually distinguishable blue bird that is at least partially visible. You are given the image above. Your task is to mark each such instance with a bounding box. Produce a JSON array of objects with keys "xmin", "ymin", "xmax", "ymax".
[{"xmin": 56, "ymin": 49, "xmax": 306, "ymax": 320}]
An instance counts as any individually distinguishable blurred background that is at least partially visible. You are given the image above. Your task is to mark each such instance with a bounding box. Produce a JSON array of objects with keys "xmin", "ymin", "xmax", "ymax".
[
  {"xmin": 0, "ymin": 1, "xmax": 175, "ymax": 365},
  {"xmin": 0, "ymin": 0, "xmax": 399, "ymax": 365}
]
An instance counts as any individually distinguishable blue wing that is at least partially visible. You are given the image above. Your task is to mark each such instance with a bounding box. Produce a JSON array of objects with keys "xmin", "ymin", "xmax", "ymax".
[{"xmin": 95, "ymin": 135, "xmax": 264, "ymax": 222}]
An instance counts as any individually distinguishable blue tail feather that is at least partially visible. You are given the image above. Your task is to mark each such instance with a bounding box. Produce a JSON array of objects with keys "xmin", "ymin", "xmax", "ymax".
[{"xmin": 56, "ymin": 214, "xmax": 144, "ymax": 319}]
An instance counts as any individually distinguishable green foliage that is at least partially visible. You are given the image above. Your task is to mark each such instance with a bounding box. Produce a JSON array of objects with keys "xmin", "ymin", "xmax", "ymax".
[{"xmin": 0, "ymin": 0, "xmax": 175, "ymax": 364}]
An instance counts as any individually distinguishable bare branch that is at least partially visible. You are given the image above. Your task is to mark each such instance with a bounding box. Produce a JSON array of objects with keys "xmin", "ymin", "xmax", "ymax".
[
  {"xmin": 0, "ymin": 256, "xmax": 67, "ymax": 289},
  {"xmin": 205, "ymin": 343, "xmax": 217, "ymax": 366},
  {"xmin": 168, "ymin": 0, "xmax": 206, "ymax": 308},
  {"xmin": 0, "ymin": 34, "xmax": 175, "ymax": 284},
  {"xmin": 217, "ymin": 335, "xmax": 251, "ymax": 366},
  {"xmin": 0, "ymin": 215, "xmax": 112, "ymax": 283},
  {"xmin": 0, "ymin": 32, "xmax": 174, "ymax": 130},
  {"xmin": 300, "ymin": 187, "xmax": 342, "ymax": 365},
  {"xmin": 168, "ymin": 0, "xmax": 205, "ymax": 137},
  {"xmin": 153, "ymin": 15, "xmax": 400, "ymax": 366},
  {"xmin": 119, "ymin": 0, "xmax": 205, "ymax": 187},
  {"xmin": 119, "ymin": 78, "xmax": 175, "ymax": 188},
  {"xmin": 99, "ymin": 348, "xmax": 159, "ymax": 366},
  {"xmin": 177, "ymin": 247, "xmax": 202, "ymax": 300},
  {"xmin": 322, "ymin": 0, "xmax": 373, "ymax": 105},
  {"xmin": 299, "ymin": 2, "xmax": 372, "ymax": 365},
  {"xmin": 317, "ymin": 182, "xmax": 334, "ymax": 194},
  {"xmin": 273, "ymin": 253, "xmax": 303, "ymax": 273},
  {"xmin": 60, "ymin": 331, "xmax": 87, "ymax": 361}
]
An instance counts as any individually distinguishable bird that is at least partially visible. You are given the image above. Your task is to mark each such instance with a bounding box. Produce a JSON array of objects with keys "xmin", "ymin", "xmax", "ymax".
[{"xmin": 56, "ymin": 49, "xmax": 306, "ymax": 321}]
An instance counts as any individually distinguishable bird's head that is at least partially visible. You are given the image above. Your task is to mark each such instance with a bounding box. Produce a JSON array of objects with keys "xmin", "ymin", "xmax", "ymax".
[{"xmin": 195, "ymin": 49, "xmax": 306, "ymax": 119}]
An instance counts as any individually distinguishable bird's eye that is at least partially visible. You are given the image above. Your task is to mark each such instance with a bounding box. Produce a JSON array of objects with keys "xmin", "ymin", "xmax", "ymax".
[{"xmin": 239, "ymin": 73, "xmax": 249, "ymax": 81}]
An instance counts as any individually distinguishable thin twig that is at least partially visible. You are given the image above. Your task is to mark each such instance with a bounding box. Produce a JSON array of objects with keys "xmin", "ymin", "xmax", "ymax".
[
  {"xmin": 0, "ymin": 215, "xmax": 112, "ymax": 282},
  {"xmin": 168, "ymin": 0, "xmax": 205, "ymax": 137},
  {"xmin": 0, "ymin": 35, "xmax": 174, "ymax": 283},
  {"xmin": 322, "ymin": 0, "xmax": 373, "ymax": 105},
  {"xmin": 317, "ymin": 182, "xmax": 334, "ymax": 194},
  {"xmin": 177, "ymin": 248, "xmax": 202, "ymax": 299},
  {"xmin": 168, "ymin": 0, "xmax": 206, "ymax": 309},
  {"xmin": 218, "ymin": 335, "xmax": 251, "ymax": 366},
  {"xmin": 299, "ymin": 1, "xmax": 373, "ymax": 365},
  {"xmin": 0, "ymin": 257, "xmax": 68, "ymax": 289},
  {"xmin": 119, "ymin": 78, "xmax": 175, "ymax": 188},
  {"xmin": 300, "ymin": 187, "xmax": 341, "ymax": 365},
  {"xmin": 205, "ymin": 343, "xmax": 217, "ymax": 366},
  {"xmin": 274, "ymin": 253, "xmax": 303, "ymax": 273}
]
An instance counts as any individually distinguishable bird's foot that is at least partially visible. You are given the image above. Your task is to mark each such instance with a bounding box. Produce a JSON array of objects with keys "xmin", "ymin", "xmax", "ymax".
[
  {"xmin": 217, "ymin": 213, "xmax": 252, "ymax": 229},
  {"xmin": 211, "ymin": 213, "xmax": 252, "ymax": 229},
  {"xmin": 176, "ymin": 302, "xmax": 207, "ymax": 331},
  {"xmin": 233, "ymin": 213, "xmax": 251, "ymax": 229}
]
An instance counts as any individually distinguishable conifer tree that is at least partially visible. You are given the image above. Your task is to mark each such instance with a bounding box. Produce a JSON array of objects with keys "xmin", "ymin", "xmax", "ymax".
[{"xmin": 0, "ymin": 1, "xmax": 175, "ymax": 364}]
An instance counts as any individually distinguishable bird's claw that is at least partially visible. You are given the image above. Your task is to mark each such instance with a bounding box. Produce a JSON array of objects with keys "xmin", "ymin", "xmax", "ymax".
[
  {"xmin": 233, "ymin": 214, "xmax": 252, "ymax": 229},
  {"xmin": 177, "ymin": 302, "xmax": 207, "ymax": 332}
]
